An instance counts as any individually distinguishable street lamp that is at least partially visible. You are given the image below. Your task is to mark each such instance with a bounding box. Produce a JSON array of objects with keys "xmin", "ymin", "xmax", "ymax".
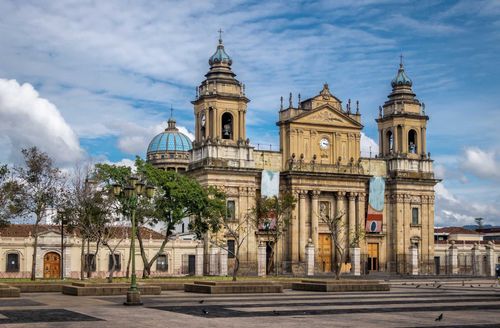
[
  {"xmin": 58, "ymin": 209, "xmax": 67, "ymax": 280},
  {"xmin": 112, "ymin": 176, "xmax": 155, "ymax": 306}
]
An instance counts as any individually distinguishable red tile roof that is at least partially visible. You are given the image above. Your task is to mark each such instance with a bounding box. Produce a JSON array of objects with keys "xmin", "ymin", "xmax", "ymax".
[
  {"xmin": 0, "ymin": 224, "xmax": 165, "ymax": 240},
  {"xmin": 434, "ymin": 227, "xmax": 480, "ymax": 235}
]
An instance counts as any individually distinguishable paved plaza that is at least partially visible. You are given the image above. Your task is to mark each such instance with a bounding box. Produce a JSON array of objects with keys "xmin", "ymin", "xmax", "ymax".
[{"xmin": 0, "ymin": 280, "xmax": 498, "ymax": 327}]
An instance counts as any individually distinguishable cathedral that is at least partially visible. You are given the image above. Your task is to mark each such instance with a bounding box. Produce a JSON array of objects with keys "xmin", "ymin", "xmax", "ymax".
[{"xmin": 146, "ymin": 36, "xmax": 438, "ymax": 275}]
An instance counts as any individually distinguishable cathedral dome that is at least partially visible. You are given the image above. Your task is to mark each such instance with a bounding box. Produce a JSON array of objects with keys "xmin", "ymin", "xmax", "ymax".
[
  {"xmin": 147, "ymin": 119, "xmax": 192, "ymax": 154},
  {"xmin": 208, "ymin": 38, "xmax": 232, "ymax": 66},
  {"xmin": 391, "ymin": 60, "xmax": 412, "ymax": 88}
]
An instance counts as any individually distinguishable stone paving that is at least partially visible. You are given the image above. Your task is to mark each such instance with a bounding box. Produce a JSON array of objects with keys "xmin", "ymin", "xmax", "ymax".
[{"xmin": 0, "ymin": 279, "xmax": 498, "ymax": 327}]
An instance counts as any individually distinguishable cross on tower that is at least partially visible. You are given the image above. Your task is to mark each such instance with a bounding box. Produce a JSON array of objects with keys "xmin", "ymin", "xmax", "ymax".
[
  {"xmin": 170, "ymin": 105, "xmax": 174, "ymax": 119},
  {"xmin": 400, "ymin": 53, "xmax": 404, "ymax": 67},
  {"xmin": 218, "ymin": 28, "xmax": 223, "ymax": 42}
]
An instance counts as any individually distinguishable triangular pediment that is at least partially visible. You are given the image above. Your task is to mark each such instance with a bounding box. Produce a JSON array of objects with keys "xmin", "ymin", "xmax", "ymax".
[{"xmin": 290, "ymin": 104, "xmax": 363, "ymax": 129}]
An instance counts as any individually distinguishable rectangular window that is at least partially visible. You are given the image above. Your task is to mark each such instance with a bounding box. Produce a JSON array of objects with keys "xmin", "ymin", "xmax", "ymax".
[
  {"xmin": 6, "ymin": 253, "xmax": 19, "ymax": 272},
  {"xmin": 84, "ymin": 254, "xmax": 96, "ymax": 272},
  {"xmin": 412, "ymin": 208, "xmax": 419, "ymax": 225},
  {"xmin": 226, "ymin": 200, "xmax": 236, "ymax": 221},
  {"xmin": 108, "ymin": 254, "xmax": 121, "ymax": 271},
  {"xmin": 227, "ymin": 240, "xmax": 235, "ymax": 258},
  {"xmin": 157, "ymin": 254, "xmax": 168, "ymax": 272}
]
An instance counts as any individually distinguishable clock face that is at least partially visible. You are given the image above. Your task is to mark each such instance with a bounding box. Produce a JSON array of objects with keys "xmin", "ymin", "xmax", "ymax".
[
  {"xmin": 319, "ymin": 138, "xmax": 329, "ymax": 149},
  {"xmin": 200, "ymin": 112, "xmax": 206, "ymax": 127}
]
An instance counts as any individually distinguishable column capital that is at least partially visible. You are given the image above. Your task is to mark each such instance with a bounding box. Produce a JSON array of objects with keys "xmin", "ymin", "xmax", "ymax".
[
  {"xmin": 336, "ymin": 191, "xmax": 346, "ymax": 199},
  {"xmin": 358, "ymin": 192, "xmax": 367, "ymax": 201},
  {"xmin": 348, "ymin": 192, "xmax": 358, "ymax": 200},
  {"xmin": 311, "ymin": 190, "xmax": 321, "ymax": 198},
  {"xmin": 298, "ymin": 190, "xmax": 308, "ymax": 199}
]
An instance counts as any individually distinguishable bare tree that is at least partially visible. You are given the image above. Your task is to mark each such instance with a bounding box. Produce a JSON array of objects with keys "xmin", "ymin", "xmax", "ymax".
[
  {"xmin": 251, "ymin": 193, "xmax": 295, "ymax": 274},
  {"xmin": 13, "ymin": 147, "xmax": 66, "ymax": 280},
  {"xmin": 321, "ymin": 210, "xmax": 365, "ymax": 279}
]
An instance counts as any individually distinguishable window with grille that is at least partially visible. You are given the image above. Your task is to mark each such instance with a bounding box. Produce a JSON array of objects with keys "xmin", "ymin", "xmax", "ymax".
[
  {"xmin": 412, "ymin": 208, "xmax": 419, "ymax": 225},
  {"xmin": 108, "ymin": 254, "xmax": 121, "ymax": 271},
  {"xmin": 84, "ymin": 254, "xmax": 96, "ymax": 272},
  {"xmin": 6, "ymin": 253, "xmax": 19, "ymax": 272},
  {"xmin": 157, "ymin": 254, "xmax": 168, "ymax": 271}
]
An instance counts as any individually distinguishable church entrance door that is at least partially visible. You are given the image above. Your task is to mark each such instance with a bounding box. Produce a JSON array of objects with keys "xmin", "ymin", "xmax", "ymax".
[
  {"xmin": 43, "ymin": 252, "xmax": 60, "ymax": 279},
  {"xmin": 318, "ymin": 234, "xmax": 332, "ymax": 272},
  {"xmin": 367, "ymin": 243, "xmax": 379, "ymax": 271}
]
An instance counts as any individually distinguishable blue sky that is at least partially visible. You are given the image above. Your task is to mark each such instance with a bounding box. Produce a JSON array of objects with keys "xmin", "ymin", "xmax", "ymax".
[{"xmin": 0, "ymin": 0, "xmax": 499, "ymax": 226}]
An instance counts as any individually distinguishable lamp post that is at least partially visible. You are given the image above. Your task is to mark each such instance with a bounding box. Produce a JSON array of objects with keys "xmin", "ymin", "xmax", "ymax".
[
  {"xmin": 58, "ymin": 209, "xmax": 66, "ymax": 280},
  {"xmin": 113, "ymin": 176, "xmax": 155, "ymax": 306}
]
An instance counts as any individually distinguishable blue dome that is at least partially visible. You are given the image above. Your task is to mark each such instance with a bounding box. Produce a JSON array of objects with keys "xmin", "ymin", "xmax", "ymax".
[
  {"xmin": 147, "ymin": 122, "xmax": 192, "ymax": 153},
  {"xmin": 209, "ymin": 39, "xmax": 232, "ymax": 66},
  {"xmin": 391, "ymin": 63, "xmax": 412, "ymax": 88}
]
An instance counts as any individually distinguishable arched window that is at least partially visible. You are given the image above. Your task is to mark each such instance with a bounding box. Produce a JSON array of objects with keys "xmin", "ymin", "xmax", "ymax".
[
  {"xmin": 221, "ymin": 112, "xmax": 233, "ymax": 140},
  {"xmin": 386, "ymin": 130, "xmax": 393, "ymax": 153},
  {"xmin": 408, "ymin": 129, "xmax": 417, "ymax": 153}
]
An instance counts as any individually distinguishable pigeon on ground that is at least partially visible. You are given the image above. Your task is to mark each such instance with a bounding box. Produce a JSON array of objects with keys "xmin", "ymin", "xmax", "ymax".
[
  {"xmin": 273, "ymin": 310, "xmax": 280, "ymax": 316},
  {"xmin": 436, "ymin": 285, "xmax": 442, "ymax": 289},
  {"xmin": 416, "ymin": 285, "xmax": 421, "ymax": 288},
  {"xmin": 470, "ymin": 285, "xmax": 474, "ymax": 288},
  {"xmin": 199, "ymin": 300, "xmax": 204, "ymax": 304},
  {"xmin": 435, "ymin": 313, "xmax": 444, "ymax": 321},
  {"xmin": 202, "ymin": 309, "xmax": 209, "ymax": 315},
  {"xmin": 402, "ymin": 282, "xmax": 406, "ymax": 285}
]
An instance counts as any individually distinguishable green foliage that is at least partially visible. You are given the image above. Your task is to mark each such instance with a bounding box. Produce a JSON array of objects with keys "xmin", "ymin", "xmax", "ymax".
[
  {"xmin": 189, "ymin": 186, "xmax": 227, "ymax": 239},
  {"xmin": 0, "ymin": 165, "xmax": 24, "ymax": 226}
]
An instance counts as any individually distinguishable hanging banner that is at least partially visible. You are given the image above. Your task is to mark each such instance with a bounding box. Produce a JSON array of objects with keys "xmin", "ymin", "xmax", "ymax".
[
  {"xmin": 261, "ymin": 170, "xmax": 280, "ymax": 198},
  {"xmin": 366, "ymin": 176, "xmax": 385, "ymax": 233}
]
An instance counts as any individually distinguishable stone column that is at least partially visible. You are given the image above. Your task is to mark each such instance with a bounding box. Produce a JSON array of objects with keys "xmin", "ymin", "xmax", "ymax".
[
  {"xmin": 305, "ymin": 238, "xmax": 315, "ymax": 276},
  {"xmin": 350, "ymin": 247, "xmax": 361, "ymax": 276},
  {"xmin": 219, "ymin": 247, "xmax": 228, "ymax": 276},
  {"xmin": 299, "ymin": 190, "xmax": 307, "ymax": 262},
  {"xmin": 291, "ymin": 190, "xmax": 299, "ymax": 263},
  {"xmin": 311, "ymin": 191, "xmax": 320, "ymax": 253},
  {"xmin": 448, "ymin": 241, "xmax": 458, "ymax": 275},
  {"xmin": 195, "ymin": 242, "xmax": 204, "ymax": 276},
  {"xmin": 209, "ymin": 246, "xmax": 219, "ymax": 275},
  {"xmin": 357, "ymin": 193, "xmax": 366, "ymax": 231},
  {"xmin": 471, "ymin": 243, "xmax": 480, "ymax": 276},
  {"xmin": 410, "ymin": 246, "xmax": 418, "ymax": 275},
  {"xmin": 485, "ymin": 242, "xmax": 496, "ymax": 277},
  {"xmin": 348, "ymin": 192, "xmax": 357, "ymax": 251},
  {"xmin": 257, "ymin": 239, "xmax": 267, "ymax": 277}
]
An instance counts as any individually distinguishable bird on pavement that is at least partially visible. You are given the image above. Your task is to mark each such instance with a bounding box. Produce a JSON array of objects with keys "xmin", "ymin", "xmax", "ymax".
[
  {"xmin": 199, "ymin": 300, "xmax": 204, "ymax": 304},
  {"xmin": 470, "ymin": 285, "xmax": 474, "ymax": 288},
  {"xmin": 436, "ymin": 285, "xmax": 442, "ymax": 289},
  {"xmin": 416, "ymin": 284, "xmax": 421, "ymax": 288},
  {"xmin": 435, "ymin": 313, "xmax": 444, "ymax": 321},
  {"xmin": 273, "ymin": 310, "xmax": 280, "ymax": 316},
  {"xmin": 202, "ymin": 309, "xmax": 209, "ymax": 315}
]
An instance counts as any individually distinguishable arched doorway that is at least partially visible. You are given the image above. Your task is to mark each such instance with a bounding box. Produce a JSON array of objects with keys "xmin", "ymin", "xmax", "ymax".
[{"xmin": 43, "ymin": 252, "xmax": 60, "ymax": 279}]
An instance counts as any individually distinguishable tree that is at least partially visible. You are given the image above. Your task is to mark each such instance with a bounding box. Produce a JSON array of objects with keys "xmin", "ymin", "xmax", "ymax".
[
  {"xmin": 0, "ymin": 165, "xmax": 24, "ymax": 226},
  {"xmin": 135, "ymin": 158, "xmax": 214, "ymax": 278},
  {"xmin": 321, "ymin": 210, "xmax": 365, "ymax": 279},
  {"xmin": 251, "ymin": 193, "xmax": 295, "ymax": 274},
  {"xmin": 13, "ymin": 147, "xmax": 66, "ymax": 280},
  {"xmin": 61, "ymin": 164, "xmax": 115, "ymax": 280},
  {"xmin": 474, "ymin": 217, "xmax": 484, "ymax": 230}
]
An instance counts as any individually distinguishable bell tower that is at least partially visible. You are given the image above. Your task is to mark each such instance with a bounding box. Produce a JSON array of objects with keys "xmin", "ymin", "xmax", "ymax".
[
  {"xmin": 377, "ymin": 56, "xmax": 429, "ymax": 159},
  {"xmin": 190, "ymin": 33, "xmax": 255, "ymax": 169},
  {"xmin": 192, "ymin": 32, "xmax": 249, "ymax": 145}
]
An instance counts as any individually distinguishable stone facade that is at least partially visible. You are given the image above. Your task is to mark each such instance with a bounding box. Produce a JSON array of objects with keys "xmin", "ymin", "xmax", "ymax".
[
  {"xmin": 149, "ymin": 38, "xmax": 441, "ymax": 275},
  {"xmin": 0, "ymin": 225, "xmax": 198, "ymax": 278}
]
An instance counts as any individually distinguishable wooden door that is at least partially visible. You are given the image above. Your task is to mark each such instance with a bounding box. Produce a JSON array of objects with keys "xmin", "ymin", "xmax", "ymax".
[
  {"xmin": 367, "ymin": 243, "xmax": 379, "ymax": 271},
  {"xmin": 318, "ymin": 234, "xmax": 332, "ymax": 272},
  {"xmin": 43, "ymin": 252, "xmax": 60, "ymax": 279}
]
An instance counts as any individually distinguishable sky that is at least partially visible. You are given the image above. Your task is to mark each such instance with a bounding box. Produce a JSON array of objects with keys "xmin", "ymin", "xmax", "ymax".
[{"xmin": 0, "ymin": 0, "xmax": 499, "ymax": 227}]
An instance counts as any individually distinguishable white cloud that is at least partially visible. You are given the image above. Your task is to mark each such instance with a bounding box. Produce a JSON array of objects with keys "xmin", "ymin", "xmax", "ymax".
[
  {"xmin": 461, "ymin": 147, "xmax": 500, "ymax": 180},
  {"xmin": 360, "ymin": 132, "xmax": 379, "ymax": 157},
  {"xmin": 0, "ymin": 78, "xmax": 84, "ymax": 164},
  {"xmin": 435, "ymin": 182, "xmax": 458, "ymax": 204}
]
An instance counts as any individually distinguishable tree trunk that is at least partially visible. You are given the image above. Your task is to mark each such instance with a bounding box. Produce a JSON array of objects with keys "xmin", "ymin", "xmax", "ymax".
[
  {"xmin": 30, "ymin": 219, "xmax": 40, "ymax": 281},
  {"xmin": 106, "ymin": 244, "xmax": 116, "ymax": 283},
  {"xmin": 232, "ymin": 244, "xmax": 240, "ymax": 281},
  {"xmin": 135, "ymin": 228, "xmax": 150, "ymax": 278},
  {"xmin": 80, "ymin": 237, "xmax": 85, "ymax": 280},
  {"xmin": 145, "ymin": 231, "xmax": 172, "ymax": 276}
]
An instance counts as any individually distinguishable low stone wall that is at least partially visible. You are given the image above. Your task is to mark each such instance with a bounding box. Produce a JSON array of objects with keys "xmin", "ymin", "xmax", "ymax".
[
  {"xmin": 10, "ymin": 282, "xmax": 70, "ymax": 293},
  {"xmin": 0, "ymin": 283, "xmax": 20, "ymax": 297},
  {"xmin": 292, "ymin": 279, "xmax": 390, "ymax": 292},
  {"xmin": 62, "ymin": 282, "xmax": 162, "ymax": 296},
  {"xmin": 184, "ymin": 280, "xmax": 283, "ymax": 294}
]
